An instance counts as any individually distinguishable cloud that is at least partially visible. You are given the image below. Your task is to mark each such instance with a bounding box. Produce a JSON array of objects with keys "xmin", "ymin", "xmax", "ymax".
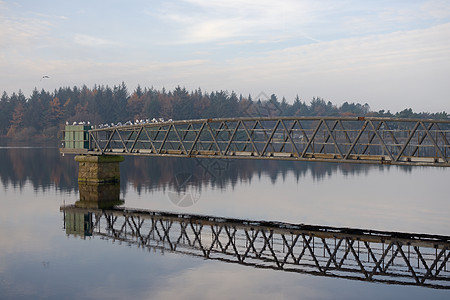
[
  {"xmin": 151, "ymin": 263, "xmax": 329, "ymax": 300},
  {"xmin": 1, "ymin": 0, "xmax": 449, "ymax": 113},
  {"xmin": 176, "ymin": 23, "xmax": 450, "ymax": 112},
  {"xmin": 160, "ymin": 0, "xmax": 450, "ymax": 47},
  {"xmin": 421, "ymin": 0, "xmax": 450, "ymax": 19},
  {"xmin": 159, "ymin": 0, "xmax": 316, "ymax": 44},
  {"xmin": 0, "ymin": 15, "xmax": 51, "ymax": 50},
  {"xmin": 73, "ymin": 34, "xmax": 117, "ymax": 47},
  {"xmin": 183, "ymin": 19, "xmax": 248, "ymax": 43}
]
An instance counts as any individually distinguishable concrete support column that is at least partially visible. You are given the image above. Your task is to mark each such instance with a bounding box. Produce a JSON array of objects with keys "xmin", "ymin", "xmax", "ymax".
[
  {"xmin": 74, "ymin": 155, "xmax": 125, "ymax": 209},
  {"xmin": 75, "ymin": 155, "xmax": 124, "ymax": 184}
]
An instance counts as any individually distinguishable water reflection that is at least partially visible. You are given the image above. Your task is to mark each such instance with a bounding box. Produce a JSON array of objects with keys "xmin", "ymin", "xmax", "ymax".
[
  {"xmin": 61, "ymin": 205, "xmax": 450, "ymax": 290},
  {"xmin": 1, "ymin": 144, "xmax": 449, "ymax": 299},
  {"xmin": 0, "ymin": 144, "xmax": 412, "ymax": 194},
  {"xmin": 0, "ymin": 145, "xmax": 78, "ymax": 191},
  {"xmin": 76, "ymin": 182, "xmax": 123, "ymax": 208}
]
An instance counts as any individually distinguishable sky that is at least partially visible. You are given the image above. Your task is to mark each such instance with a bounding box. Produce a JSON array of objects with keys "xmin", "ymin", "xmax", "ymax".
[{"xmin": 0, "ymin": 0, "xmax": 449, "ymax": 113}]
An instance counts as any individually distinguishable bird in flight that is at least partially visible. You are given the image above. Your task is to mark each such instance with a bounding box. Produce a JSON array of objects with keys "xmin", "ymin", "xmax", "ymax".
[{"xmin": 40, "ymin": 75, "xmax": 49, "ymax": 81}]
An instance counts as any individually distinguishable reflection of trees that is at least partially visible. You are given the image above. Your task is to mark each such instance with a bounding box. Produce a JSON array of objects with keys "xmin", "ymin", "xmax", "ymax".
[
  {"xmin": 0, "ymin": 144, "xmax": 78, "ymax": 191},
  {"xmin": 0, "ymin": 143, "xmax": 411, "ymax": 193},
  {"xmin": 119, "ymin": 156, "xmax": 403, "ymax": 195}
]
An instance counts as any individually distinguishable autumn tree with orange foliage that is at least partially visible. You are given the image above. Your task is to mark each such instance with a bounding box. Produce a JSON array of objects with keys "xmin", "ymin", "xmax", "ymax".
[{"xmin": 7, "ymin": 102, "xmax": 25, "ymax": 137}]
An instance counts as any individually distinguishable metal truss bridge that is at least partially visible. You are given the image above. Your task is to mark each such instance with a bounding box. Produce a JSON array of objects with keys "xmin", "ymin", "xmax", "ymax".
[
  {"xmin": 61, "ymin": 206, "xmax": 450, "ymax": 289},
  {"xmin": 61, "ymin": 117, "xmax": 450, "ymax": 167}
]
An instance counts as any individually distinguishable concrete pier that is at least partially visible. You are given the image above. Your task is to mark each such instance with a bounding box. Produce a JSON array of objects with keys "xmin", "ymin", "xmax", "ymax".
[
  {"xmin": 74, "ymin": 155, "xmax": 125, "ymax": 209},
  {"xmin": 75, "ymin": 155, "xmax": 124, "ymax": 184}
]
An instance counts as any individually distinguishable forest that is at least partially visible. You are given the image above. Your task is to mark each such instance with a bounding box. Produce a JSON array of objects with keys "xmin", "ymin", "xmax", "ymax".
[{"xmin": 0, "ymin": 82, "xmax": 448, "ymax": 141}]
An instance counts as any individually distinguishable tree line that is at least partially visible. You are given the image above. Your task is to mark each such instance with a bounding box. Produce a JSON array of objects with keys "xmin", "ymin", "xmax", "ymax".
[{"xmin": 0, "ymin": 82, "xmax": 447, "ymax": 140}]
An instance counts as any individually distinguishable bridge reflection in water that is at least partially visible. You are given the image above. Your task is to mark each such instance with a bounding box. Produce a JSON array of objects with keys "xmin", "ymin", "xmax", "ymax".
[{"xmin": 61, "ymin": 205, "xmax": 450, "ymax": 290}]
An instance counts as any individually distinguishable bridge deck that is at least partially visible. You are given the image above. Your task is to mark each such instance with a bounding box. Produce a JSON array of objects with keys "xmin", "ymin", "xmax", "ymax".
[{"xmin": 61, "ymin": 117, "xmax": 450, "ymax": 167}]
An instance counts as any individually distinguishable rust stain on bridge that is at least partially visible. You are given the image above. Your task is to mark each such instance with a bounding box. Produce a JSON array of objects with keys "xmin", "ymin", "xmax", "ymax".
[{"xmin": 61, "ymin": 117, "xmax": 450, "ymax": 167}]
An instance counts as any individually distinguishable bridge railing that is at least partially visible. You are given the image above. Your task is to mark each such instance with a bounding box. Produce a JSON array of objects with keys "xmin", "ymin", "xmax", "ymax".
[{"xmin": 61, "ymin": 117, "xmax": 450, "ymax": 166}]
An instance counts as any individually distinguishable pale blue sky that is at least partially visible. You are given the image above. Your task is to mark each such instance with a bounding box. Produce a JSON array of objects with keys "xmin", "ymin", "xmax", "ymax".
[{"xmin": 1, "ymin": 0, "xmax": 449, "ymax": 112}]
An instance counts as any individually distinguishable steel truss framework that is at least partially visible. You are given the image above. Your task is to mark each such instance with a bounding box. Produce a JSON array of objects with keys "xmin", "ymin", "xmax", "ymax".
[
  {"xmin": 62, "ymin": 206, "xmax": 450, "ymax": 289},
  {"xmin": 62, "ymin": 117, "xmax": 450, "ymax": 167}
]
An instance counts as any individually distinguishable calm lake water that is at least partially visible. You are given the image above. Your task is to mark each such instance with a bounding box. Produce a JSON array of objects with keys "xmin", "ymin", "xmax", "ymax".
[{"xmin": 0, "ymin": 144, "xmax": 449, "ymax": 299}]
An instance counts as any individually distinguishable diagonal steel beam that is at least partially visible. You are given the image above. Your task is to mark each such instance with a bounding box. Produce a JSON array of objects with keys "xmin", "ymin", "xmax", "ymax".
[
  {"xmin": 301, "ymin": 234, "xmax": 322, "ymax": 272},
  {"xmin": 115, "ymin": 128, "xmax": 129, "ymax": 153},
  {"xmin": 171, "ymin": 123, "xmax": 188, "ymax": 155},
  {"xmin": 279, "ymin": 120, "xmax": 299, "ymax": 153},
  {"xmin": 257, "ymin": 120, "xmax": 276, "ymax": 153},
  {"xmin": 242, "ymin": 120, "xmax": 260, "ymax": 152},
  {"xmin": 344, "ymin": 120, "xmax": 368, "ymax": 159},
  {"xmin": 102, "ymin": 129, "xmax": 116, "ymax": 152},
  {"xmin": 243, "ymin": 229, "xmax": 261, "ymax": 261},
  {"xmin": 129, "ymin": 126, "xmax": 143, "ymax": 153},
  {"xmin": 419, "ymin": 121, "xmax": 448, "ymax": 163},
  {"xmin": 346, "ymin": 238, "xmax": 369, "ymax": 278},
  {"xmin": 187, "ymin": 122, "xmax": 206, "ymax": 155},
  {"xmin": 433, "ymin": 123, "xmax": 450, "ymax": 149},
  {"xmin": 207, "ymin": 122, "xmax": 226, "ymax": 151},
  {"xmin": 324, "ymin": 238, "xmax": 344, "ymax": 271},
  {"xmin": 433, "ymin": 247, "xmax": 450, "ymax": 278},
  {"xmin": 281, "ymin": 234, "xmax": 300, "ymax": 266},
  {"xmin": 420, "ymin": 246, "xmax": 447, "ymax": 284},
  {"xmin": 224, "ymin": 226, "xmax": 242, "ymax": 262},
  {"xmin": 260, "ymin": 120, "xmax": 280, "ymax": 156},
  {"xmin": 260, "ymin": 230, "xmax": 281, "ymax": 268},
  {"xmin": 206, "ymin": 122, "xmax": 223, "ymax": 156},
  {"xmin": 394, "ymin": 121, "xmax": 421, "ymax": 161},
  {"xmin": 158, "ymin": 124, "xmax": 173, "ymax": 153},
  {"xmin": 368, "ymin": 120, "xmax": 394, "ymax": 161},
  {"xmin": 395, "ymin": 241, "xmax": 420, "ymax": 283},
  {"xmin": 142, "ymin": 127, "xmax": 158, "ymax": 153},
  {"xmin": 382, "ymin": 121, "xmax": 402, "ymax": 153},
  {"xmin": 89, "ymin": 131, "xmax": 104, "ymax": 154},
  {"xmin": 223, "ymin": 121, "xmax": 241, "ymax": 155},
  {"xmin": 322, "ymin": 120, "xmax": 344, "ymax": 158},
  {"xmin": 368, "ymin": 242, "xmax": 394, "ymax": 279},
  {"xmin": 319, "ymin": 120, "xmax": 339, "ymax": 154},
  {"xmin": 301, "ymin": 119, "xmax": 323, "ymax": 157},
  {"xmin": 280, "ymin": 119, "xmax": 300, "ymax": 157}
]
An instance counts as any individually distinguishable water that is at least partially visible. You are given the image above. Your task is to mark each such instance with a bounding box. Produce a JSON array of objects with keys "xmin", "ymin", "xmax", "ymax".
[{"xmin": 0, "ymin": 144, "xmax": 449, "ymax": 299}]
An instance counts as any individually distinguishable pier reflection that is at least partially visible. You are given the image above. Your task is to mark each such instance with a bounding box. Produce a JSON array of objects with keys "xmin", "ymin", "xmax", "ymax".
[
  {"xmin": 76, "ymin": 182, "xmax": 123, "ymax": 209},
  {"xmin": 61, "ymin": 205, "xmax": 450, "ymax": 290}
]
